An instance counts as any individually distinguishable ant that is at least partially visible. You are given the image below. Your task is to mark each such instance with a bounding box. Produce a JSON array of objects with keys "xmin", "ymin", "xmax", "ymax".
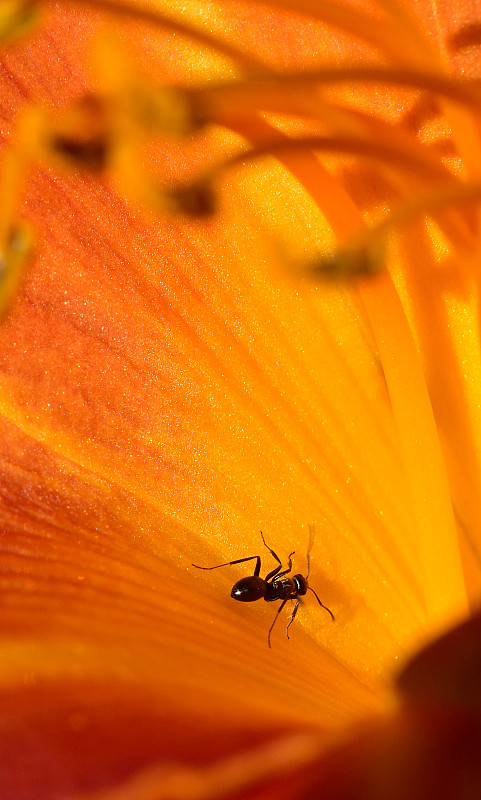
[{"xmin": 192, "ymin": 530, "xmax": 334, "ymax": 647}]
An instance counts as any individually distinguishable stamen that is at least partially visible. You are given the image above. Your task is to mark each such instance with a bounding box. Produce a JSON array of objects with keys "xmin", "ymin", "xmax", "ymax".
[
  {"xmin": 0, "ymin": 223, "xmax": 33, "ymax": 320},
  {"xmin": 193, "ymin": 67, "xmax": 481, "ymax": 122},
  {"xmin": 0, "ymin": 104, "xmax": 40, "ymax": 316},
  {"xmin": 0, "ymin": 0, "xmax": 40, "ymax": 46},
  {"xmin": 163, "ymin": 123, "xmax": 455, "ymax": 220},
  {"xmin": 373, "ymin": 0, "xmax": 431, "ymax": 56},
  {"xmin": 311, "ymin": 180, "xmax": 481, "ymax": 278},
  {"xmin": 47, "ymin": 94, "xmax": 111, "ymax": 172},
  {"xmin": 45, "ymin": 0, "xmax": 270, "ymax": 74},
  {"xmin": 91, "ymin": 36, "xmax": 204, "ymax": 138},
  {"xmin": 359, "ymin": 276, "xmax": 469, "ymax": 632},
  {"xmin": 312, "ymin": 242, "xmax": 386, "ymax": 280},
  {"xmin": 13, "ymin": 0, "xmax": 481, "ymax": 276},
  {"xmin": 224, "ymin": 134, "xmax": 454, "ymax": 184},
  {"xmin": 448, "ymin": 23, "xmax": 481, "ymax": 52},
  {"xmin": 246, "ymin": 0, "xmax": 429, "ymax": 63},
  {"xmin": 168, "ymin": 181, "xmax": 217, "ymax": 218}
]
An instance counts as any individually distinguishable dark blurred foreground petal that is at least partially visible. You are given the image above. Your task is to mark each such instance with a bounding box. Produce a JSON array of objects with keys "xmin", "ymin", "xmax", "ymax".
[{"xmin": 297, "ymin": 610, "xmax": 481, "ymax": 800}]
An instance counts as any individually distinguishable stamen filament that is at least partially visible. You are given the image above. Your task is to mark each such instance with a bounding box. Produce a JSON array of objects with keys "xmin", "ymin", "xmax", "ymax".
[
  {"xmin": 194, "ymin": 67, "xmax": 481, "ymax": 119},
  {"xmin": 313, "ymin": 180, "xmax": 481, "ymax": 271},
  {"xmin": 224, "ymin": 134, "xmax": 456, "ymax": 185},
  {"xmin": 397, "ymin": 222, "xmax": 481, "ymax": 582},
  {"xmin": 360, "ymin": 274, "xmax": 469, "ymax": 633},
  {"xmin": 373, "ymin": 0, "xmax": 433, "ymax": 57},
  {"xmin": 246, "ymin": 0, "xmax": 430, "ymax": 64},
  {"xmin": 45, "ymin": 0, "xmax": 270, "ymax": 74}
]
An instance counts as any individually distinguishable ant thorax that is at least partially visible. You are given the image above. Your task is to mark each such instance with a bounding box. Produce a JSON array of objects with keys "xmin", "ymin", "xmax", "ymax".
[{"xmin": 265, "ymin": 573, "xmax": 308, "ymax": 602}]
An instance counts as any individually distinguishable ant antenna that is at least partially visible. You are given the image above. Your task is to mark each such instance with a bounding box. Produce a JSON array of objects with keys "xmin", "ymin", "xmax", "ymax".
[
  {"xmin": 308, "ymin": 586, "xmax": 335, "ymax": 622},
  {"xmin": 267, "ymin": 598, "xmax": 289, "ymax": 648},
  {"xmin": 306, "ymin": 523, "xmax": 316, "ymax": 579}
]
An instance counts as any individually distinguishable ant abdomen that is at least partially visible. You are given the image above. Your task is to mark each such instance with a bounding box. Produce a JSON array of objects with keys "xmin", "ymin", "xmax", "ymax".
[{"xmin": 231, "ymin": 576, "xmax": 265, "ymax": 601}]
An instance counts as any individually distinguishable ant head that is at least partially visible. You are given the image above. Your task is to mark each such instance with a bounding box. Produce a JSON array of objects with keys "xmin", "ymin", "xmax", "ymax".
[
  {"xmin": 292, "ymin": 574, "xmax": 308, "ymax": 595},
  {"xmin": 231, "ymin": 576, "xmax": 265, "ymax": 602}
]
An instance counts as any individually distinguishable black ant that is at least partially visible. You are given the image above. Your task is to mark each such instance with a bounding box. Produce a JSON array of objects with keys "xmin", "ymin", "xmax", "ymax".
[{"xmin": 192, "ymin": 530, "xmax": 334, "ymax": 647}]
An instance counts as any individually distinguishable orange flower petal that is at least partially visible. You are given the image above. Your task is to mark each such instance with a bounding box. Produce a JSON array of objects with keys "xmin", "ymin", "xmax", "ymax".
[{"xmin": 0, "ymin": 1, "xmax": 480, "ymax": 798}]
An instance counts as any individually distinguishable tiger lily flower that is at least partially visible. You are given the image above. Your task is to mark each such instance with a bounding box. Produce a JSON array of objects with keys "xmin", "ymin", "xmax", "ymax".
[{"xmin": 0, "ymin": 0, "xmax": 480, "ymax": 798}]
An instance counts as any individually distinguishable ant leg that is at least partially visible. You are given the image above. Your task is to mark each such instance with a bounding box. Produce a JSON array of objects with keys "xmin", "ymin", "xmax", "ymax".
[
  {"xmin": 267, "ymin": 597, "xmax": 289, "ymax": 648},
  {"xmin": 308, "ymin": 586, "xmax": 335, "ymax": 621},
  {"xmin": 261, "ymin": 532, "xmax": 285, "ymax": 581},
  {"xmin": 262, "ymin": 532, "xmax": 297, "ymax": 581},
  {"xmin": 286, "ymin": 598, "xmax": 302, "ymax": 639},
  {"xmin": 192, "ymin": 554, "xmax": 261, "ymax": 576},
  {"xmin": 275, "ymin": 550, "xmax": 296, "ymax": 579}
]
